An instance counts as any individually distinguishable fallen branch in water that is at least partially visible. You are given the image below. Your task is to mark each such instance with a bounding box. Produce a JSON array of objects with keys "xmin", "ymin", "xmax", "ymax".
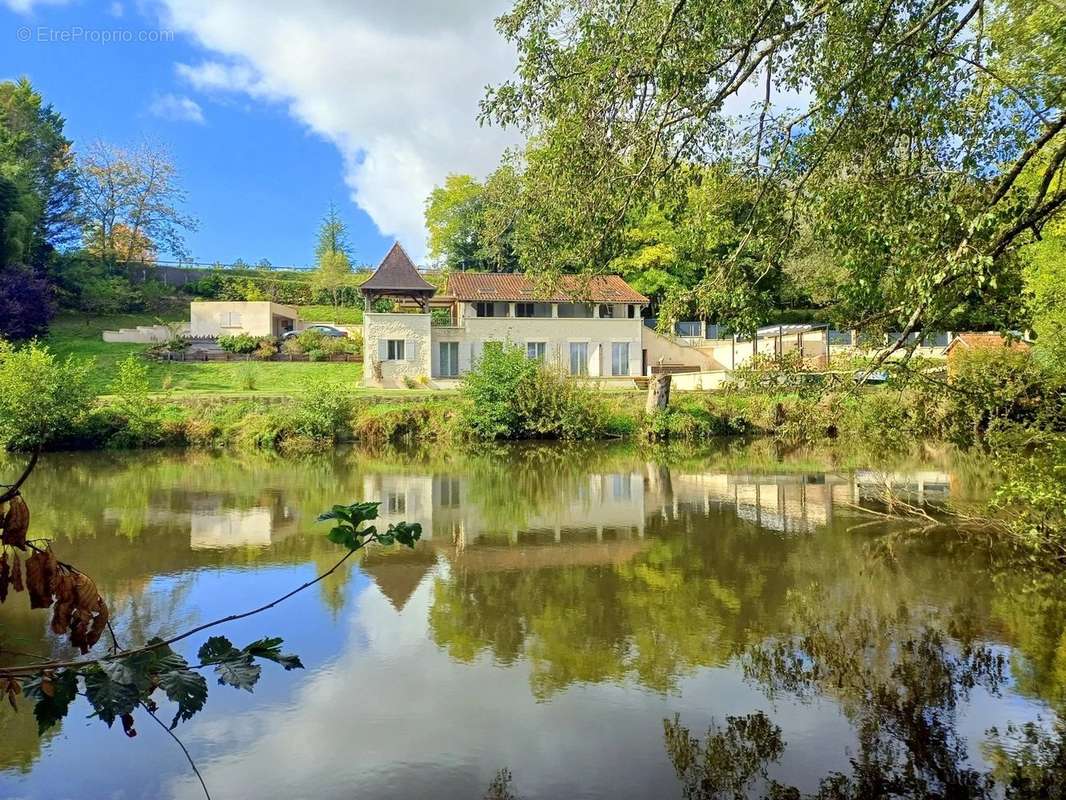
[{"xmin": 840, "ymin": 475, "xmax": 1010, "ymax": 539}]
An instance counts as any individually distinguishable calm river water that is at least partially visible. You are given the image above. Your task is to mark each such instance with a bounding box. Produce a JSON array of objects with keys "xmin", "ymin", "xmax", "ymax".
[{"xmin": 0, "ymin": 442, "xmax": 1062, "ymax": 799}]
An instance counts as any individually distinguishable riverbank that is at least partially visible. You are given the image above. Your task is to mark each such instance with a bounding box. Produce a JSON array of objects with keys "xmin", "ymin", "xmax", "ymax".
[{"xmin": 4, "ymin": 335, "xmax": 1064, "ymax": 558}]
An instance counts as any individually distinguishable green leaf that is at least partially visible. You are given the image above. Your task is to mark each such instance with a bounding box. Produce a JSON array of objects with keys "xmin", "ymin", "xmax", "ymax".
[
  {"xmin": 214, "ymin": 655, "xmax": 261, "ymax": 692},
  {"xmin": 100, "ymin": 652, "xmax": 156, "ymax": 692},
  {"xmin": 22, "ymin": 671, "xmax": 78, "ymax": 735},
  {"xmin": 319, "ymin": 502, "xmax": 379, "ymax": 524},
  {"xmin": 198, "ymin": 636, "xmax": 238, "ymax": 664},
  {"xmin": 84, "ymin": 669, "xmax": 139, "ymax": 727},
  {"xmin": 390, "ymin": 521, "xmax": 423, "ymax": 548},
  {"xmin": 158, "ymin": 667, "xmax": 208, "ymax": 729},
  {"xmin": 243, "ymin": 637, "xmax": 304, "ymax": 671},
  {"xmin": 327, "ymin": 525, "xmax": 352, "ymax": 545}
]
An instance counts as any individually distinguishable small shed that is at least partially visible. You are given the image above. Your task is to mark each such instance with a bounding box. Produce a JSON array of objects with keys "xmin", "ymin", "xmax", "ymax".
[
  {"xmin": 189, "ymin": 301, "xmax": 299, "ymax": 339},
  {"xmin": 360, "ymin": 242, "xmax": 436, "ymax": 312}
]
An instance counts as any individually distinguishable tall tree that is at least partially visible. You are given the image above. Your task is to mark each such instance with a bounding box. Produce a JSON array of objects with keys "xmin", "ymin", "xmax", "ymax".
[
  {"xmin": 314, "ymin": 201, "xmax": 352, "ymax": 263},
  {"xmin": 425, "ymin": 166, "xmax": 521, "ymax": 272},
  {"xmin": 483, "ymin": 0, "xmax": 1066, "ymax": 359},
  {"xmin": 0, "ymin": 78, "xmax": 79, "ymax": 259},
  {"xmin": 425, "ymin": 174, "xmax": 485, "ymax": 270},
  {"xmin": 311, "ymin": 203, "xmax": 354, "ymax": 316},
  {"xmin": 76, "ymin": 140, "xmax": 196, "ymax": 267}
]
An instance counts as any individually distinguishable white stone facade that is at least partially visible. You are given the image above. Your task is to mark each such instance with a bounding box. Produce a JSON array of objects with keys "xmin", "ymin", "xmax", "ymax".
[
  {"xmin": 363, "ymin": 313, "xmax": 432, "ymax": 388},
  {"xmin": 363, "ymin": 302, "xmax": 646, "ymax": 389},
  {"xmin": 189, "ymin": 301, "xmax": 299, "ymax": 338}
]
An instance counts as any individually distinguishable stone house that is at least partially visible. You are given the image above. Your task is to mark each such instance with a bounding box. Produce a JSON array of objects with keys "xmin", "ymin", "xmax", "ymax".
[{"xmin": 361, "ymin": 242, "xmax": 651, "ymax": 389}]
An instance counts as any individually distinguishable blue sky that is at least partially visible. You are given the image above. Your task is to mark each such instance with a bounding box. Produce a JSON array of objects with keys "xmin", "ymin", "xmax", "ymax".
[{"xmin": 0, "ymin": 0, "xmax": 518, "ymax": 266}]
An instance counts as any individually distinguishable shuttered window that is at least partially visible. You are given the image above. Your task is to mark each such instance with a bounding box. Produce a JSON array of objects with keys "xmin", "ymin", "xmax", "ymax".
[{"xmin": 386, "ymin": 339, "xmax": 405, "ymax": 361}]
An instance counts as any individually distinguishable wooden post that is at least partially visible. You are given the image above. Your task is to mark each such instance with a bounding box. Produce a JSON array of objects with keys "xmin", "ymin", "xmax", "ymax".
[{"xmin": 645, "ymin": 373, "xmax": 672, "ymax": 413}]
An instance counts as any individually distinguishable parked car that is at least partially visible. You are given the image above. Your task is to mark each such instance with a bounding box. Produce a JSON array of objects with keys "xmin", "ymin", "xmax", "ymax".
[{"xmin": 284, "ymin": 324, "xmax": 348, "ymax": 339}]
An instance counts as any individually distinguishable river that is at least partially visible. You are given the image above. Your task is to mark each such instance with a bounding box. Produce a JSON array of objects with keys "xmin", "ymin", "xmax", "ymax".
[{"xmin": 0, "ymin": 442, "xmax": 1062, "ymax": 799}]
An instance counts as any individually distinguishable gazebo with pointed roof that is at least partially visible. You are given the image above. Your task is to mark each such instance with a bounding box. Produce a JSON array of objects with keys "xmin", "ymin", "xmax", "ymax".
[{"xmin": 360, "ymin": 242, "xmax": 436, "ymax": 312}]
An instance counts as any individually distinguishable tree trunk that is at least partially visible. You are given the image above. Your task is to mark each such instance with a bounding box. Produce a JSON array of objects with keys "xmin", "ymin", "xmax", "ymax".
[{"xmin": 645, "ymin": 373, "xmax": 671, "ymax": 414}]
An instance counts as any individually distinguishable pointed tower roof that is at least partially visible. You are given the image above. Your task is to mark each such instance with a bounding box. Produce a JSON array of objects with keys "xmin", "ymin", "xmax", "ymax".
[
  {"xmin": 361, "ymin": 547, "xmax": 437, "ymax": 611},
  {"xmin": 360, "ymin": 242, "xmax": 435, "ymax": 293}
]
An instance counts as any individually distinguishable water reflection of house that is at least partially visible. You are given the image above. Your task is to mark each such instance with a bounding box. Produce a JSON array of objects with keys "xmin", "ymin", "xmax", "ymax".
[
  {"xmin": 360, "ymin": 470, "xmax": 650, "ymax": 597},
  {"xmin": 649, "ymin": 468, "xmax": 952, "ymax": 534},
  {"xmin": 646, "ymin": 471, "xmax": 844, "ymax": 533},
  {"xmin": 104, "ymin": 489, "xmax": 301, "ymax": 550},
  {"xmin": 357, "ymin": 463, "xmax": 953, "ymax": 606},
  {"xmin": 365, "ymin": 471, "xmax": 646, "ymax": 545},
  {"xmin": 360, "ymin": 547, "xmax": 439, "ymax": 611}
]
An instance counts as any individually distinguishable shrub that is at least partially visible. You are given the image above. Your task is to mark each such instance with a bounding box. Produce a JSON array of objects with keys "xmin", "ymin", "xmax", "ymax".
[
  {"xmin": 461, "ymin": 344, "xmax": 608, "ymax": 440},
  {"xmin": 403, "ymin": 375, "xmax": 419, "ymax": 389},
  {"xmin": 163, "ymin": 335, "xmax": 190, "ymax": 353},
  {"xmin": 307, "ymin": 349, "xmax": 326, "ymax": 362},
  {"xmin": 988, "ymin": 430, "xmax": 1066, "ymax": 553},
  {"xmin": 351, "ymin": 401, "xmax": 456, "ymax": 445},
  {"xmin": 945, "ymin": 346, "xmax": 1064, "ymax": 446},
  {"xmin": 281, "ymin": 337, "xmax": 304, "ymax": 355},
  {"xmin": 107, "ymin": 355, "xmax": 163, "ymax": 447},
  {"xmin": 642, "ymin": 396, "xmax": 750, "ymax": 441},
  {"xmin": 292, "ymin": 379, "xmax": 353, "ymax": 441},
  {"xmin": 349, "ymin": 329, "xmax": 364, "ymax": 358},
  {"xmin": 0, "ymin": 266, "xmax": 54, "ymax": 340},
  {"xmin": 218, "ymin": 333, "xmax": 259, "ymax": 354},
  {"xmin": 0, "ymin": 339, "xmax": 96, "ymax": 450},
  {"xmin": 320, "ymin": 336, "xmax": 357, "ymax": 356},
  {"xmin": 295, "ymin": 329, "xmax": 326, "ymax": 352},
  {"xmin": 253, "ymin": 339, "xmax": 278, "ymax": 360}
]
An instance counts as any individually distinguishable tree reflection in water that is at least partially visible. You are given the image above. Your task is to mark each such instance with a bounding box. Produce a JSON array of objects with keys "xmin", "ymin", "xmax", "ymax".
[{"xmin": 661, "ymin": 592, "xmax": 1066, "ymax": 799}]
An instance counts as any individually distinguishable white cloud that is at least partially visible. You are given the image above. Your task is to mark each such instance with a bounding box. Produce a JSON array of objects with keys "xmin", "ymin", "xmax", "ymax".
[
  {"xmin": 148, "ymin": 92, "xmax": 205, "ymax": 124},
  {"xmin": 109, "ymin": 1, "xmax": 124, "ymax": 17},
  {"xmin": 162, "ymin": 0, "xmax": 520, "ymax": 260},
  {"xmin": 3, "ymin": 0, "xmax": 68, "ymax": 12}
]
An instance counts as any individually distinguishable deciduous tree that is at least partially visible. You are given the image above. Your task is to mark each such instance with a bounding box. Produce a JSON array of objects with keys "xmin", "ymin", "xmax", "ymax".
[
  {"xmin": 76, "ymin": 140, "xmax": 196, "ymax": 267},
  {"xmin": 483, "ymin": 0, "xmax": 1066, "ymax": 359}
]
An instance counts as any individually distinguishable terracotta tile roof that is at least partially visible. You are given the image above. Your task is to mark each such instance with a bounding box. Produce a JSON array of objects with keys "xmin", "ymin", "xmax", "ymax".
[
  {"xmin": 446, "ymin": 273, "xmax": 649, "ymax": 304},
  {"xmin": 361, "ymin": 242, "xmax": 435, "ymax": 293},
  {"xmin": 946, "ymin": 332, "xmax": 1032, "ymax": 353}
]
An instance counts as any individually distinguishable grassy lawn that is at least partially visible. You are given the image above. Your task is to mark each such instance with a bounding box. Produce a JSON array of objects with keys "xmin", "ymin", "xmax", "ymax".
[{"xmin": 45, "ymin": 313, "xmax": 365, "ymax": 396}]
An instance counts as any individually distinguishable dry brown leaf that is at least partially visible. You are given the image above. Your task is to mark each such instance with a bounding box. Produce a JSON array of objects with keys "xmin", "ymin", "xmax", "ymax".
[
  {"xmin": 50, "ymin": 601, "xmax": 73, "ymax": 636},
  {"xmin": 10, "ymin": 552, "xmax": 22, "ymax": 593},
  {"xmin": 1, "ymin": 496, "xmax": 29, "ymax": 550},
  {"xmin": 39, "ymin": 676, "xmax": 54, "ymax": 698},
  {"xmin": 72, "ymin": 573, "xmax": 97, "ymax": 610},
  {"xmin": 120, "ymin": 712, "xmax": 137, "ymax": 738},
  {"xmin": 86, "ymin": 598, "xmax": 110, "ymax": 650},
  {"xmin": 25, "ymin": 550, "xmax": 56, "ymax": 609},
  {"xmin": 53, "ymin": 571, "xmax": 75, "ymax": 606},
  {"xmin": 70, "ymin": 608, "xmax": 93, "ymax": 654}
]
